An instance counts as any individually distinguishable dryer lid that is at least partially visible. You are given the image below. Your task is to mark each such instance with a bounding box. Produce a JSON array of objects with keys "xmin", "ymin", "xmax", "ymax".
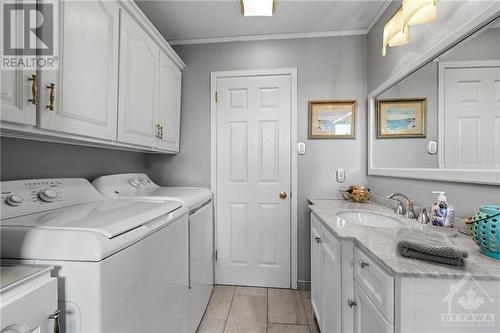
[{"xmin": 0, "ymin": 199, "xmax": 182, "ymax": 238}]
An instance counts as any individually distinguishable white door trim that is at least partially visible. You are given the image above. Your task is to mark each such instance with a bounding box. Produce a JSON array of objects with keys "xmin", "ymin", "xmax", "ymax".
[
  {"xmin": 210, "ymin": 68, "xmax": 298, "ymax": 289},
  {"xmin": 437, "ymin": 59, "xmax": 500, "ymax": 168}
]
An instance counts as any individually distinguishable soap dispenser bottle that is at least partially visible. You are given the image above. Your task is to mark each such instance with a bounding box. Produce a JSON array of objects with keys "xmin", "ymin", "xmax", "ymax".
[{"xmin": 430, "ymin": 191, "xmax": 455, "ymax": 227}]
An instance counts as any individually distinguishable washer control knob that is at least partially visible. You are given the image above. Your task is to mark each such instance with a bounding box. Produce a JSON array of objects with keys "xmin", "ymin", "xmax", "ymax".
[
  {"xmin": 130, "ymin": 179, "xmax": 140, "ymax": 187},
  {"xmin": 38, "ymin": 189, "xmax": 58, "ymax": 202},
  {"xmin": 140, "ymin": 178, "xmax": 148, "ymax": 186},
  {"xmin": 6, "ymin": 194, "xmax": 24, "ymax": 206}
]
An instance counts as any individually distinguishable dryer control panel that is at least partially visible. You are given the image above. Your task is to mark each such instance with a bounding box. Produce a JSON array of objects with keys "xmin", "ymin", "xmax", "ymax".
[{"xmin": 92, "ymin": 173, "xmax": 160, "ymax": 198}]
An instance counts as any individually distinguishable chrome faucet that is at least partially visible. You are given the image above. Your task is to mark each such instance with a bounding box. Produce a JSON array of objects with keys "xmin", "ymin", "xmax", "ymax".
[{"xmin": 387, "ymin": 193, "xmax": 417, "ymax": 219}]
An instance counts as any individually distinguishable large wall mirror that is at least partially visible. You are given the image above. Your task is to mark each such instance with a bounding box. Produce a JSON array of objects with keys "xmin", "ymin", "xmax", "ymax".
[{"xmin": 368, "ymin": 15, "xmax": 500, "ymax": 185}]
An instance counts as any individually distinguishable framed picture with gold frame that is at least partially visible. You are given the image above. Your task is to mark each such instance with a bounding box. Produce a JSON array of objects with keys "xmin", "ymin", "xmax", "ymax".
[
  {"xmin": 308, "ymin": 100, "xmax": 356, "ymax": 139},
  {"xmin": 376, "ymin": 98, "xmax": 426, "ymax": 139}
]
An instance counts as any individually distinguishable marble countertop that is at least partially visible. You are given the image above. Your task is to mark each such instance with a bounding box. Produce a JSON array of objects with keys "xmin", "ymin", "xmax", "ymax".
[
  {"xmin": 1, "ymin": 264, "xmax": 53, "ymax": 290},
  {"xmin": 309, "ymin": 198, "xmax": 500, "ymax": 281}
]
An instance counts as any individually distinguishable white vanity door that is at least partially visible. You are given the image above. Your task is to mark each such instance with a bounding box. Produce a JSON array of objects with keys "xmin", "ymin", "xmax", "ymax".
[
  {"xmin": 354, "ymin": 282, "xmax": 393, "ymax": 333},
  {"xmin": 39, "ymin": 0, "xmax": 119, "ymax": 140},
  {"xmin": 320, "ymin": 228, "xmax": 342, "ymax": 333},
  {"xmin": 310, "ymin": 215, "xmax": 322, "ymax": 325},
  {"xmin": 117, "ymin": 8, "xmax": 158, "ymax": 148}
]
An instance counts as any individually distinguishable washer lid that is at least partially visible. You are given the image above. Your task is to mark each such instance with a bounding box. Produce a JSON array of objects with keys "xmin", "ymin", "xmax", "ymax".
[{"xmin": 0, "ymin": 199, "xmax": 182, "ymax": 239}]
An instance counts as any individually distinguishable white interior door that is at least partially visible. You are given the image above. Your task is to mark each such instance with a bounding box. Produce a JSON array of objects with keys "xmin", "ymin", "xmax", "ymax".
[
  {"xmin": 215, "ymin": 74, "xmax": 291, "ymax": 288},
  {"xmin": 442, "ymin": 64, "xmax": 500, "ymax": 168}
]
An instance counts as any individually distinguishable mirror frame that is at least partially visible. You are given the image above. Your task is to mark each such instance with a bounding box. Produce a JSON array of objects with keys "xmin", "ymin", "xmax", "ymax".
[{"xmin": 368, "ymin": 5, "xmax": 500, "ymax": 185}]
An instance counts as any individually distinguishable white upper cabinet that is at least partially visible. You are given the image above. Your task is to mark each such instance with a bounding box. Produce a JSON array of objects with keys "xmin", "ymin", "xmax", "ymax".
[
  {"xmin": 156, "ymin": 49, "xmax": 182, "ymax": 152},
  {"xmin": 39, "ymin": 0, "xmax": 120, "ymax": 140},
  {"xmin": 117, "ymin": 9, "xmax": 158, "ymax": 148},
  {"xmin": 0, "ymin": 1, "xmax": 184, "ymax": 153}
]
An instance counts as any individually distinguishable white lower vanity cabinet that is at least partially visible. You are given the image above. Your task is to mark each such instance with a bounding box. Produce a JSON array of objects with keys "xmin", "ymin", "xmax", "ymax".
[
  {"xmin": 311, "ymin": 214, "xmax": 342, "ymax": 333},
  {"xmin": 311, "ymin": 212, "xmax": 500, "ymax": 333}
]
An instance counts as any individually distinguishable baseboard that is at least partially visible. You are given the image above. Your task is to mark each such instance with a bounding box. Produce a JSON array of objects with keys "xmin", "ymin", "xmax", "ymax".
[{"xmin": 297, "ymin": 280, "xmax": 311, "ymax": 291}]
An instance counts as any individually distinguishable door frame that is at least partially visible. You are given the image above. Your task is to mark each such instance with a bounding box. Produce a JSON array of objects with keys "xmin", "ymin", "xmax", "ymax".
[
  {"xmin": 437, "ymin": 59, "xmax": 500, "ymax": 168},
  {"xmin": 210, "ymin": 68, "xmax": 298, "ymax": 289}
]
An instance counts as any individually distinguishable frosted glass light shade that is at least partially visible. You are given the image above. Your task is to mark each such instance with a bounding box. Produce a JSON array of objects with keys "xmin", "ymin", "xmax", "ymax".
[
  {"xmin": 402, "ymin": 0, "xmax": 438, "ymax": 26},
  {"xmin": 382, "ymin": 7, "xmax": 409, "ymax": 56},
  {"xmin": 241, "ymin": 0, "xmax": 274, "ymax": 17}
]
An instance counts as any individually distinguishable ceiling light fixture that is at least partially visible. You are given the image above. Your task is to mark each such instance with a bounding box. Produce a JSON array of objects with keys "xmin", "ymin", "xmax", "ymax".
[
  {"xmin": 382, "ymin": 7, "xmax": 409, "ymax": 56},
  {"xmin": 241, "ymin": 0, "xmax": 275, "ymax": 17},
  {"xmin": 402, "ymin": 0, "xmax": 439, "ymax": 26}
]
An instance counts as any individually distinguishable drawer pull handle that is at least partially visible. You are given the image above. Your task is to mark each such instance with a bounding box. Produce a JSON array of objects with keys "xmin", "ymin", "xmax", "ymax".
[
  {"xmin": 28, "ymin": 74, "xmax": 38, "ymax": 105},
  {"xmin": 46, "ymin": 83, "xmax": 56, "ymax": 111},
  {"xmin": 347, "ymin": 299, "xmax": 357, "ymax": 308},
  {"xmin": 48, "ymin": 309, "xmax": 60, "ymax": 333},
  {"xmin": 360, "ymin": 259, "xmax": 370, "ymax": 269},
  {"xmin": 315, "ymin": 237, "xmax": 322, "ymax": 243}
]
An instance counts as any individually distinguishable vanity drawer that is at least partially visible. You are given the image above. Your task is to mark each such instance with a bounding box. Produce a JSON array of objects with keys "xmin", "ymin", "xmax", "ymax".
[{"xmin": 354, "ymin": 247, "xmax": 394, "ymax": 322}]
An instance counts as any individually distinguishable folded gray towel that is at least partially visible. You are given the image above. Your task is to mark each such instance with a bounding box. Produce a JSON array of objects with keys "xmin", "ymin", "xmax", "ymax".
[{"xmin": 397, "ymin": 228, "xmax": 468, "ymax": 266}]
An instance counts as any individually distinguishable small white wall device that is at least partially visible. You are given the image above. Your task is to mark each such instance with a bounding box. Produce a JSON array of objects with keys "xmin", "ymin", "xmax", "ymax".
[
  {"xmin": 428, "ymin": 140, "xmax": 438, "ymax": 155},
  {"xmin": 336, "ymin": 168, "xmax": 345, "ymax": 183},
  {"xmin": 297, "ymin": 142, "xmax": 306, "ymax": 155}
]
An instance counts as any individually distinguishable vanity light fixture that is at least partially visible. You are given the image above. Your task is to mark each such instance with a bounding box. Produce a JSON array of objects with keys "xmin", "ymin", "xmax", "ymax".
[
  {"xmin": 241, "ymin": 0, "xmax": 275, "ymax": 17},
  {"xmin": 382, "ymin": 6, "xmax": 409, "ymax": 56},
  {"xmin": 402, "ymin": 0, "xmax": 439, "ymax": 26}
]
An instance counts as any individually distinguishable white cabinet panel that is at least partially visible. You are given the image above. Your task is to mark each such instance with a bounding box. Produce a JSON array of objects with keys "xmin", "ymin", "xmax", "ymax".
[
  {"xmin": 311, "ymin": 215, "xmax": 322, "ymax": 326},
  {"xmin": 354, "ymin": 282, "xmax": 393, "ymax": 333},
  {"xmin": 1, "ymin": 71, "xmax": 37, "ymax": 126},
  {"xmin": 320, "ymin": 228, "xmax": 342, "ymax": 333},
  {"xmin": 156, "ymin": 50, "xmax": 181, "ymax": 152},
  {"xmin": 117, "ymin": 9, "xmax": 158, "ymax": 148},
  {"xmin": 39, "ymin": 0, "xmax": 119, "ymax": 140}
]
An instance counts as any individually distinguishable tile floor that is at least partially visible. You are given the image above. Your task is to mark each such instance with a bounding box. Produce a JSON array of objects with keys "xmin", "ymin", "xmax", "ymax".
[{"xmin": 197, "ymin": 286, "xmax": 320, "ymax": 333}]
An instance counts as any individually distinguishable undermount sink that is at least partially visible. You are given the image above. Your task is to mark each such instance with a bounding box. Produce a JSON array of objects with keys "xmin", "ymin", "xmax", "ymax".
[{"xmin": 336, "ymin": 211, "xmax": 405, "ymax": 229}]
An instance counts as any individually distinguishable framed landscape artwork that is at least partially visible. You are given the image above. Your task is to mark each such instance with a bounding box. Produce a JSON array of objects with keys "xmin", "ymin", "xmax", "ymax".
[
  {"xmin": 308, "ymin": 100, "xmax": 357, "ymax": 139},
  {"xmin": 376, "ymin": 98, "xmax": 426, "ymax": 138}
]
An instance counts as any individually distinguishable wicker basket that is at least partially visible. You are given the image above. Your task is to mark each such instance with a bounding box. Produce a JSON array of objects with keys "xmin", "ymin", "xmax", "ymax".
[{"xmin": 340, "ymin": 185, "xmax": 370, "ymax": 203}]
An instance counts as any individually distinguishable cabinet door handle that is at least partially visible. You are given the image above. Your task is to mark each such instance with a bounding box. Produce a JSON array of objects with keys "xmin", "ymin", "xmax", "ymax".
[
  {"xmin": 48, "ymin": 309, "xmax": 60, "ymax": 333},
  {"xmin": 315, "ymin": 237, "xmax": 322, "ymax": 243},
  {"xmin": 46, "ymin": 83, "xmax": 56, "ymax": 111},
  {"xmin": 359, "ymin": 259, "xmax": 370, "ymax": 269},
  {"xmin": 347, "ymin": 299, "xmax": 357, "ymax": 308},
  {"xmin": 28, "ymin": 74, "xmax": 38, "ymax": 105},
  {"xmin": 160, "ymin": 125, "xmax": 164, "ymax": 139}
]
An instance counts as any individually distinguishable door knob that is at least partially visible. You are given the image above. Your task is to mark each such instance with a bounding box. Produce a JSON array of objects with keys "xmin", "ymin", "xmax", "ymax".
[{"xmin": 279, "ymin": 192, "xmax": 287, "ymax": 200}]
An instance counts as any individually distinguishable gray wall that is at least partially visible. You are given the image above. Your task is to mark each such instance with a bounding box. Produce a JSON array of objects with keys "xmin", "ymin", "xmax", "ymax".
[
  {"xmin": 147, "ymin": 36, "xmax": 368, "ymax": 283},
  {"xmin": 1, "ymin": 137, "xmax": 147, "ymax": 181},
  {"xmin": 367, "ymin": 1, "xmax": 500, "ymax": 218}
]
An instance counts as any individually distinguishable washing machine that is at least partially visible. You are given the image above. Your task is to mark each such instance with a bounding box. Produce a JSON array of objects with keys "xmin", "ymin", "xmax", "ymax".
[
  {"xmin": 92, "ymin": 173, "xmax": 213, "ymax": 333},
  {"xmin": 0, "ymin": 178, "xmax": 189, "ymax": 333}
]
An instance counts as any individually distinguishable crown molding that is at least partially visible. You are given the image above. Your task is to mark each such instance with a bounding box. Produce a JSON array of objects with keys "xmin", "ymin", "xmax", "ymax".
[
  {"xmin": 168, "ymin": 29, "xmax": 367, "ymax": 45},
  {"xmin": 366, "ymin": 0, "xmax": 393, "ymax": 32}
]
